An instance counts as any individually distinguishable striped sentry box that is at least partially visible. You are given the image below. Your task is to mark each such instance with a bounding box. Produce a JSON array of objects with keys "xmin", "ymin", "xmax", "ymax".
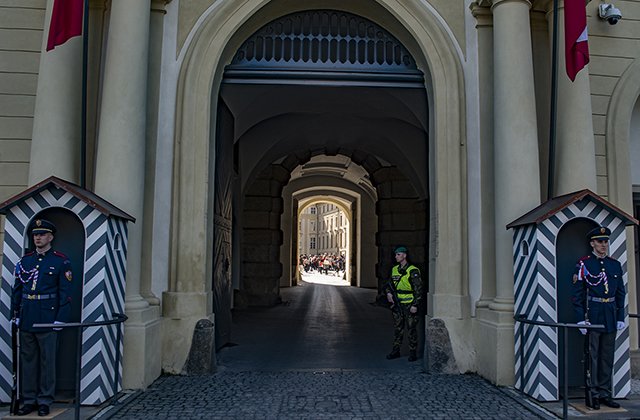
[
  {"xmin": 509, "ymin": 190, "xmax": 637, "ymax": 402},
  {"xmin": 0, "ymin": 177, "xmax": 133, "ymax": 405}
]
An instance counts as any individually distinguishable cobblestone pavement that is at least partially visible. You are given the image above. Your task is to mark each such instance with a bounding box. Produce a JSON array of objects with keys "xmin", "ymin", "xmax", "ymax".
[
  {"xmin": 93, "ymin": 276, "xmax": 550, "ymax": 419},
  {"xmin": 102, "ymin": 370, "xmax": 546, "ymax": 419}
]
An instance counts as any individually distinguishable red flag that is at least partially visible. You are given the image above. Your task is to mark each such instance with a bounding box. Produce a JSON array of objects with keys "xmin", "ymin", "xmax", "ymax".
[
  {"xmin": 46, "ymin": 0, "xmax": 84, "ymax": 51},
  {"xmin": 564, "ymin": 0, "xmax": 590, "ymax": 81}
]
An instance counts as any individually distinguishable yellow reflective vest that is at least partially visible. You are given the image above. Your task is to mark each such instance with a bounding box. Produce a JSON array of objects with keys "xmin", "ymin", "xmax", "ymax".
[{"xmin": 391, "ymin": 264, "xmax": 420, "ymax": 305}]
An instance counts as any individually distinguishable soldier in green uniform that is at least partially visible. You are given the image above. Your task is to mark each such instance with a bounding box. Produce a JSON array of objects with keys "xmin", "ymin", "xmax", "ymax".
[{"xmin": 383, "ymin": 246, "xmax": 424, "ymax": 362}]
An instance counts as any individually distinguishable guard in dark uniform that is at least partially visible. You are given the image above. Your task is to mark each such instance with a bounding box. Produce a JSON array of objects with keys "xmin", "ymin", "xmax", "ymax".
[
  {"xmin": 383, "ymin": 246, "xmax": 424, "ymax": 362},
  {"xmin": 11, "ymin": 219, "xmax": 73, "ymax": 416},
  {"xmin": 571, "ymin": 226, "xmax": 625, "ymax": 410}
]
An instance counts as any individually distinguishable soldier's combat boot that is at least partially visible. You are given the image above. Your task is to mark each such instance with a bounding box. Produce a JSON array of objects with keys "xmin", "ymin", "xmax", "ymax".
[
  {"xmin": 408, "ymin": 351, "xmax": 417, "ymax": 362},
  {"xmin": 386, "ymin": 350, "xmax": 401, "ymax": 360}
]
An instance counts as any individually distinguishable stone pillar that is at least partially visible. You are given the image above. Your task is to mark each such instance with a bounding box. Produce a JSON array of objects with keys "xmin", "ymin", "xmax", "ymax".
[
  {"xmin": 140, "ymin": 0, "xmax": 167, "ymax": 307},
  {"xmin": 470, "ymin": 1, "xmax": 496, "ymax": 310},
  {"xmin": 372, "ymin": 168, "xmax": 426, "ymax": 288},
  {"xmin": 548, "ymin": 1, "xmax": 597, "ymax": 196},
  {"xmin": 530, "ymin": 8, "xmax": 551, "ymax": 199},
  {"xmin": 29, "ymin": 0, "xmax": 82, "ymax": 184},
  {"xmin": 477, "ymin": 0, "xmax": 541, "ymax": 386},
  {"xmin": 85, "ymin": 0, "xmax": 108, "ymax": 189},
  {"xmin": 240, "ymin": 165, "xmax": 288, "ymax": 306},
  {"xmin": 93, "ymin": 0, "xmax": 160, "ymax": 389},
  {"xmin": 492, "ymin": 0, "xmax": 540, "ymax": 318}
]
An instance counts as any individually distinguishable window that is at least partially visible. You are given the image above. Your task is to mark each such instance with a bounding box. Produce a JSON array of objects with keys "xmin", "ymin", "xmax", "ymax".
[
  {"xmin": 113, "ymin": 233, "xmax": 122, "ymax": 251},
  {"xmin": 310, "ymin": 207, "xmax": 316, "ymax": 214},
  {"xmin": 520, "ymin": 240, "xmax": 529, "ymax": 257},
  {"xmin": 310, "ymin": 237, "xmax": 316, "ymax": 249}
]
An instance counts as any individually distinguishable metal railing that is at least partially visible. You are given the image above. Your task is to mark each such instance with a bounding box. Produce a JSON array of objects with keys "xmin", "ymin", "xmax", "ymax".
[
  {"xmin": 34, "ymin": 313, "xmax": 127, "ymax": 420},
  {"xmin": 514, "ymin": 314, "xmax": 604, "ymax": 420}
]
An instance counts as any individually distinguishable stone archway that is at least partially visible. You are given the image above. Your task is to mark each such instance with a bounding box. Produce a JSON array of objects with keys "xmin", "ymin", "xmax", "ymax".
[
  {"xmin": 218, "ymin": 10, "xmax": 431, "ymax": 316},
  {"xmin": 166, "ymin": 0, "xmax": 467, "ymax": 371},
  {"xmin": 236, "ymin": 147, "xmax": 426, "ymax": 308},
  {"xmin": 283, "ymin": 167, "xmax": 376, "ymax": 290}
]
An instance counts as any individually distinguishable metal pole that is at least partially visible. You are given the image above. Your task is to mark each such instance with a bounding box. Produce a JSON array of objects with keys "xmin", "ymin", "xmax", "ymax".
[
  {"xmin": 519, "ymin": 322, "xmax": 524, "ymax": 391},
  {"xmin": 563, "ymin": 326, "xmax": 569, "ymax": 420},
  {"xmin": 111, "ymin": 321, "xmax": 123, "ymax": 405},
  {"xmin": 74, "ymin": 326, "xmax": 83, "ymax": 420},
  {"xmin": 33, "ymin": 315, "xmax": 127, "ymax": 417},
  {"xmin": 547, "ymin": 0, "xmax": 560, "ymax": 200},
  {"xmin": 80, "ymin": 0, "xmax": 89, "ymax": 189}
]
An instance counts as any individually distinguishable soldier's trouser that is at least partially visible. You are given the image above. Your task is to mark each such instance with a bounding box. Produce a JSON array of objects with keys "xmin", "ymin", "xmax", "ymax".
[
  {"xmin": 391, "ymin": 305, "xmax": 418, "ymax": 353},
  {"xmin": 589, "ymin": 330, "xmax": 616, "ymax": 399},
  {"xmin": 20, "ymin": 331, "xmax": 57, "ymax": 406}
]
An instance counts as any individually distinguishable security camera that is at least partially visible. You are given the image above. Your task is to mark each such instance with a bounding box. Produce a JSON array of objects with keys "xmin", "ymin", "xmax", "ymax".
[{"xmin": 599, "ymin": 3, "xmax": 622, "ymax": 25}]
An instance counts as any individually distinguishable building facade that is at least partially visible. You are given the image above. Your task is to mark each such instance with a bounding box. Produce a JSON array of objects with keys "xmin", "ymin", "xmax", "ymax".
[
  {"xmin": 299, "ymin": 202, "xmax": 349, "ymax": 256},
  {"xmin": 1, "ymin": 0, "xmax": 640, "ymax": 391}
]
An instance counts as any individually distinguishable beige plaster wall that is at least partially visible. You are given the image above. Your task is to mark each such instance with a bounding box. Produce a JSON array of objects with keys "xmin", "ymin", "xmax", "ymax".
[
  {"xmin": 0, "ymin": 0, "xmax": 44, "ymax": 201},
  {"xmin": 177, "ymin": 0, "xmax": 467, "ymax": 58},
  {"xmin": 428, "ymin": 0, "xmax": 466, "ymax": 56},
  {"xmin": 0, "ymin": 0, "xmax": 45, "ymax": 263},
  {"xmin": 586, "ymin": 0, "xmax": 640, "ymax": 202}
]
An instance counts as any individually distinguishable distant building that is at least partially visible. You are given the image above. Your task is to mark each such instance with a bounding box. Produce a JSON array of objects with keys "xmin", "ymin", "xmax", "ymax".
[{"xmin": 299, "ymin": 203, "xmax": 349, "ymax": 256}]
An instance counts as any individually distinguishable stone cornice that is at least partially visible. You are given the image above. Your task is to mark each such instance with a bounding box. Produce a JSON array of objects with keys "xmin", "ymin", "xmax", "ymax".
[
  {"xmin": 488, "ymin": 0, "xmax": 532, "ymax": 8},
  {"xmin": 151, "ymin": 0, "xmax": 170, "ymax": 13},
  {"xmin": 470, "ymin": 1, "xmax": 493, "ymax": 27},
  {"xmin": 532, "ymin": 0, "xmax": 592, "ymax": 13}
]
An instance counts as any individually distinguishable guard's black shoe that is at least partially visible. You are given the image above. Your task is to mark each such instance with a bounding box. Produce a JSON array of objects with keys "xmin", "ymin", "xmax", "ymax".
[
  {"xmin": 587, "ymin": 398, "xmax": 600, "ymax": 410},
  {"xmin": 408, "ymin": 352, "xmax": 417, "ymax": 362},
  {"xmin": 38, "ymin": 404, "xmax": 50, "ymax": 416},
  {"xmin": 600, "ymin": 397, "xmax": 620, "ymax": 408},
  {"xmin": 17, "ymin": 404, "xmax": 36, "ymax": 416},
  {"xmin": 386, "ymin": 350, "xmax": 401, "ymax": 360}
]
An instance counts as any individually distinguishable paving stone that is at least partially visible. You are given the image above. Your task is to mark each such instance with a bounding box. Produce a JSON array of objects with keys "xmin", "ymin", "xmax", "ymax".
[{"xmin": 104, "ymin": 371, "xmax": 544, "ymax": 419}]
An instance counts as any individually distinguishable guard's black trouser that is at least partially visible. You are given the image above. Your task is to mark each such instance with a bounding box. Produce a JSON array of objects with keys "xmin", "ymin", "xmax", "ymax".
[
  {"xmin": 588, "ymin": 330, "xmax": 616, "ymax": 399},
  {"xmin": 20, "ymin": 330, "xmax": 57, "ymax": 407}
]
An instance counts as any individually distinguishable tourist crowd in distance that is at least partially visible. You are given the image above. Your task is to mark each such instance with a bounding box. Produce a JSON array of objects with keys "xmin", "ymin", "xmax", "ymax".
[{"xmin": 299, "ymin": 253, "xmax": 345, "ymax": 275}]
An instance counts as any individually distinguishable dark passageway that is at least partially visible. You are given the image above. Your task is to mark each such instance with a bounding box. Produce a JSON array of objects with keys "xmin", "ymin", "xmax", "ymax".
[{"xmin": 217, "ymin": 277, "xmax": 421, "ymax": 372}]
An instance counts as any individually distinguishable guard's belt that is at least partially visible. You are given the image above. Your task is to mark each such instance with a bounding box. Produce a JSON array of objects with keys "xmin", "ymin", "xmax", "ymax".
[
  {"xmin": 396, "ymin": 289, "xmax": 413, "ymax": 293},
  {"xmin": 588, "ymin": 296, "xmax": 615, "ymax": 303},
  {"xmin": 23, "ymin": 293, "xmax": 57, "ymax": 300}
]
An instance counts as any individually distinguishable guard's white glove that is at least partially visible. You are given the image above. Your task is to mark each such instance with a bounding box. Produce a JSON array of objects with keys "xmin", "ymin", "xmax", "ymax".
[
  {"xmin": 617, "ymin": 321, "xmax": 625, "ymax": 331},
  {"xmin": 577, "ymin": 320, "xmax": 589, "ymax": 335},
  {"xmin": 53, "ymin": 321, "xmax": 64, "ymax": 331},
  {"xmin": 386, "ymin": 292, "xmax": 394, "ymax": 304},
  {"xmin": 11, "ymin": 318, "xmax": 19, "ymax": 327}
]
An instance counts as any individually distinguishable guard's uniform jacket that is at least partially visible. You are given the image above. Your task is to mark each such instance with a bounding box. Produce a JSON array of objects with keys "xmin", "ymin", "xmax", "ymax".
[
  {"xmin": 385, "ymin": 264, "xmax": 423, "ymax": 307},
  {"xmin": 571, "ymin": 254, "xmax": 625, "ymax": 333},
  {"xmin": 11, "ymin": 249, "xmax": 73, "ymax": 332}
]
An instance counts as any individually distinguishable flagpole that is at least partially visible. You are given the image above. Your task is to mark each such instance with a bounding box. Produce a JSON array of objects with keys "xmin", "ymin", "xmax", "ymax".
[
  {"xmin": 80, "ymin": 0, "xmax": 89, "ymax": 189},
  {"xmin": 547, "ymin": 0, "xmax": 559, "ymax": 201}
]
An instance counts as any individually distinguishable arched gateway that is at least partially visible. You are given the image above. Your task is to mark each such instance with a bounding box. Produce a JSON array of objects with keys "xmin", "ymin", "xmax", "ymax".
[
  {"xmin": 217, "ymin": 9, "xmax": 430, "ymax": 347},
  {"xmin": 167, "ymin": 1, "xmax": 467, "ymax": 376}
]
